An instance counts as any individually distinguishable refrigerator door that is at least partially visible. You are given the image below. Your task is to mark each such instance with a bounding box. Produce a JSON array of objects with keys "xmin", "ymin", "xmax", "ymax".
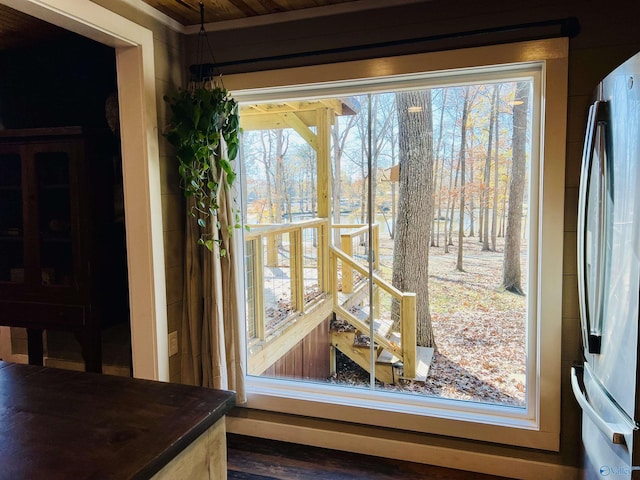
[
  {"xmin": 580, "ymin": 52, "xmax": 640, "ymax": 421},
  {"xmin": 572, "ymin": 364, "xmax": 637, "ymax": 479}
]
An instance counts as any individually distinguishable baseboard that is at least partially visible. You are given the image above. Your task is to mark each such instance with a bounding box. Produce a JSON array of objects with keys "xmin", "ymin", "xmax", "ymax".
[{"xmin": 226, "ymin": 416, "xmax": 579, "ymax": 480}]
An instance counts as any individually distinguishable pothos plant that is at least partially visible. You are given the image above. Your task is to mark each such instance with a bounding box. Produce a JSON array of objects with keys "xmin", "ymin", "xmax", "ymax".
[{"xmin": 164, "ymin": 86, "xmax": 242, "ymax": 254}]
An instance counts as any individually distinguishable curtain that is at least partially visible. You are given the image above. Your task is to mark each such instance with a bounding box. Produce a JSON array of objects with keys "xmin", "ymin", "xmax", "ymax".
[{"xmin": 180, "ymin": 148, "xmax": 246, "ymax": 404}]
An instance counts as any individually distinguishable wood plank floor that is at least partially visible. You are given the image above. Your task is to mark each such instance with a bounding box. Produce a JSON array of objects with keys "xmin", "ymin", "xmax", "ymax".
[{"xmin": 227, "ymin": 434, "xmax": 513, "ymax": 479}]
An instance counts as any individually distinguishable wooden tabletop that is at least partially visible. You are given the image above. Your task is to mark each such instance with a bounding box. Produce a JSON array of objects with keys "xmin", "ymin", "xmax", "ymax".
[{"xmin": 0, "ymin": 361, "xmax": 235, "ymax": 479}]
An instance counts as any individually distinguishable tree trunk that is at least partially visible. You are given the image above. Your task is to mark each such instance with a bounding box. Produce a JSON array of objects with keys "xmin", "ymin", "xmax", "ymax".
[
  {"xmin": 448, "ymin": 152, "xmax": 460, "ymax": 248},
  {"xmin": 456, "ymin": 87, "xmax": 470, "ymax": 272},
  {"xmin": 431, "ymin": 90, "xmax": 447, "ymax": 247},
  {"xmin": 501, "ymin": 81, "xmax": 529, "ymax": 294},
  {"xmin": 274, "ymin": 131, "xmax": 285, "ymax": 223},
  {"xmin": 491, "ymin": 85, "xmax": 502, "ymax": 251},
  {"xmin": 482, "ymin": 85, "xmax": 498, "ymax": 251},
  {"xmin": 392, "ymin": 90, "xmax": 436, "ymax": 349},
  {"xmin": 331, "ymin": 113, "xmax": 357, "ymax": 243}
]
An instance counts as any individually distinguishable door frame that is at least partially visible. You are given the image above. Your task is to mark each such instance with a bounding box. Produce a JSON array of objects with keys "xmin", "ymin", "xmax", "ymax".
[{"xmin": 0, "ymin": 0, "xmax": 168, "ymax": 381}]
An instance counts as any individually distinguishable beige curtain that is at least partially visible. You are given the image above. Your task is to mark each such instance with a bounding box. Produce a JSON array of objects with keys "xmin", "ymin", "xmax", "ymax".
[{"xmin": 180, "ymin": 149, "xmax": 246, "ymax": 404}]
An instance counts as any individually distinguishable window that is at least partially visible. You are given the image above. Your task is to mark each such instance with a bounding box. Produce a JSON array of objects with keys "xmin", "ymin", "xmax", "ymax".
[{"xmin": 227, "ymin": 39, "xmax": 567, "ymax": 450}]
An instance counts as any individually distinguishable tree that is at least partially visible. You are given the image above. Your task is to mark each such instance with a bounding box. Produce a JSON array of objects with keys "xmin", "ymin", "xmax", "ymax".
[
  {"xmin": 392, "ymin": 90, "xmax": 436, "ymax": 348},
  {"xmin": 482, "ymin": 84, "xmax": 499, "ymax": 251},
  {"xmin": 456, "ymin": 87, "xmax": 471, "ymax": 272},
  {"xmin": 273, "ymin": 130, "xmax": 289, "ymax": 223},
  {"xmin": 501, "ymin": 81, "xmax": 530, "ymax": 294},
  {"xmin": 332, "ymin": 112, "xmax": 357, "ymax": 243},
  {"xmin": 431, "ymin": 89, "xmax": 447, "ymax": 247},
  {"xmin": 490, "ymin": 86, "xmax": 502, "ymax": 251}
]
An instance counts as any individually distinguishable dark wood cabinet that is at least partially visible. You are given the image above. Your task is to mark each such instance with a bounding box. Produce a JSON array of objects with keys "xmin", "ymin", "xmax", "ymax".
[{"xmin": 0, "ymin": 127, "xmax": 123, "ymax": 372}]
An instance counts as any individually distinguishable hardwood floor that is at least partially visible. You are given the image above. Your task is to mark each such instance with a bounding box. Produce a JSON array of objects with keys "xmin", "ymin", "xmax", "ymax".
[{"xmin": 227, "ymin": 434, "xmax": 513, "ymax": 479}]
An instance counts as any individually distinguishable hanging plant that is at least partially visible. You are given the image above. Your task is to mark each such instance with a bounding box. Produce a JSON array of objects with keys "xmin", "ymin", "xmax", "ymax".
[{"xmin": 164, "ymin": 86, "xmax": 241, "ymax": 253}]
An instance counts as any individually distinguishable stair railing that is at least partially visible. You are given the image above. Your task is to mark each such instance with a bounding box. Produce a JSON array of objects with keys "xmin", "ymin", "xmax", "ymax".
[
  {"xmin": 332, "ymin": 224, "xmax": 379, "ymax": 293},
  {"xmin": 329, "ymin": 245, "xmax": 416, "ymax": 379}
]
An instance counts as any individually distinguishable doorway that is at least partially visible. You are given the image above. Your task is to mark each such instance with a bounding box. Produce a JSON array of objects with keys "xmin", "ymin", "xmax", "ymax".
[{"xmin": 0, "ymin": 0, "xmax": 168, "ymax": 381}]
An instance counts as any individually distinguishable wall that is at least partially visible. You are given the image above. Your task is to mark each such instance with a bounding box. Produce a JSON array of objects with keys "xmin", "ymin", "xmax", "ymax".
[{"xmin": 184, "ymin": 0, "xmax": 640, "ymax": 473}]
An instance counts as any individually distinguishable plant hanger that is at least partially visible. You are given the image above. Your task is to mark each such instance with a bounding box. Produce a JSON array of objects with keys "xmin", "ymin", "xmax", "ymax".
[
  {"xmin": 189, "ymin": 1, "xmax": 224, "ymax": 92},
  {"xmin": 164, "ymin": 1, "xmax": 241, "ymax": 253}
]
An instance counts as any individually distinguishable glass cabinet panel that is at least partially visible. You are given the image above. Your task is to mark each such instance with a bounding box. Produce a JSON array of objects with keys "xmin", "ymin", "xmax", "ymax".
[
  {"xmin": 35, "ymin": 151, "xmax": 74, "ymax": 287},
  {"xmin": 0, "ymin": 153, "xmax": 24, "ymax": 283}
]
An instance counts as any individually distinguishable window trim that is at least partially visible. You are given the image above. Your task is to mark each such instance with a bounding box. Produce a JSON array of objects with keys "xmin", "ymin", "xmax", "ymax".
[{"xmin": 226, "ymin": 38, "xmax": 567, "ymax": 451}]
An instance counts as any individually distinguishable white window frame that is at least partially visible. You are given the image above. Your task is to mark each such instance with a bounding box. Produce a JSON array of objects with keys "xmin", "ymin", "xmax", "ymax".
[{"xmin": 225, "ymin": 38, "xmax": 567, "ymax": 451}]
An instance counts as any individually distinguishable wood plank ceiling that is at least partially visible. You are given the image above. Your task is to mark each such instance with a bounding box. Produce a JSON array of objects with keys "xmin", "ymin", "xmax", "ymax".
[
  {"xmin": 0, "ymin": 1, "xmax": 365, "ymax": 50},
  {"xmin": 141, "ymin": 0, "xmax": 360, "ymax": 26},
  {"xmin": 0, "ymin": 4, "xmax": 71, "ymax": 50}
]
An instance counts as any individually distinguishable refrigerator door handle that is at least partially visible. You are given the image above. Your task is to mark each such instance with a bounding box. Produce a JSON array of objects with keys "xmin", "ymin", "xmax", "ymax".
[
  {"xmin": 571, "ymin": 366, "xmax": 635, "ymax": 445},
  {"xmin": 577, "ymin": 100, "xmax": 606, "ymax": 354}
]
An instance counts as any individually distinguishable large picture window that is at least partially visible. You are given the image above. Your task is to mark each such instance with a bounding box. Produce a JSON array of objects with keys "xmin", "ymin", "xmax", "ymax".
[{"xmin": 227, "ymin": 39, "xmax": 567, "ymax": 450}]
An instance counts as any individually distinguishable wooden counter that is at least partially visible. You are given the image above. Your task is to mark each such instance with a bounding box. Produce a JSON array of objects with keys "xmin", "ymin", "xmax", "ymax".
[{"xmin": 0, "ymin": 361, "xmax": 235, "ymax": 479}]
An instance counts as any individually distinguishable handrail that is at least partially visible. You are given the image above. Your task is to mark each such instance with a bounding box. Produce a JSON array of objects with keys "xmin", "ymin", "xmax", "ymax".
[
  {"xmin": 330, "ymin": 246, "xmax": 399, "ymax": 298},
  {"xmin": 245, "ymin": 218, "xmax": 328, "ymax": 239}
]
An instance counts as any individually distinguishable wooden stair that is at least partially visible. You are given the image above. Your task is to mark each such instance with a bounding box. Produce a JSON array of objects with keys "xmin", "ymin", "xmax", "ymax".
[{"xmin": 331, "ymin": 308, "xmax": 433, "ymax": 384}]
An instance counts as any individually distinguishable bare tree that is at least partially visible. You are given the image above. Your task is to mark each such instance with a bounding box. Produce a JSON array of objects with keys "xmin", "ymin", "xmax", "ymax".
[
  {"xmin": 456, "ymin": 87, "xmax": 471, "ymax": 272},
  {"xmin": 491, "ymin": 85, "xmax": 502, "ymax": 251},
  {"xmin": 431, "ymin": 89, "xmax": 447, "ymax": 247},
  {"xmin": 392, "ymin": 90, "xmax": 436, "ymax": 348},
  {"xmin": 482, "ymin": 84, "xmax": 499, "ymax": 251},
  {"xmin": 332, "ymin": 112, "xmax": 357, "ymax": 243},
  {"xmin": 501, "ymin": 81, "xmax": 530, "ymax": 294},
  {"xmin": 273, "ymin": 130, "xmax": 290, "ymax": 223}
]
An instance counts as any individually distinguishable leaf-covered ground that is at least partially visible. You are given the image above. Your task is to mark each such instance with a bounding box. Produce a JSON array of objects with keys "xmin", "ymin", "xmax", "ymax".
[{"xmin": 332, "ymin": 235, "xmax": 527, "ymax": 408}]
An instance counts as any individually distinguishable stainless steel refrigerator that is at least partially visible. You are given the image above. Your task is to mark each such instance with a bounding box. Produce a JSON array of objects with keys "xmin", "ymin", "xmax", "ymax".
[{"xmin": 572, "ymin": 51, "xmax": 640, "ymax": 479}]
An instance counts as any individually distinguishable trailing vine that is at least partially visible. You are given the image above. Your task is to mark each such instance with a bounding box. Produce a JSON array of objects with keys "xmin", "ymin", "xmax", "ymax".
[{"xmin": 164, "ymin": 86, "xmax": 241, "ymax": 253}]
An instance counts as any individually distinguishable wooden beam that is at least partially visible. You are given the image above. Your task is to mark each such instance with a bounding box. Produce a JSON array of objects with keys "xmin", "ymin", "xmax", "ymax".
[
  {"xmin": 401, "ymin": 294, "xmax": 417, "ymax": 379},
  {"xmin": 316, "ymin": 107, "xmax": 331, "ymax": 218},
  {"xmin": 240, "ymin": 115, "xmax": 288, "ymax": 131},
  {"xmin": 279, "ymin": 112, "xmax": 317, "ymax": 151}
]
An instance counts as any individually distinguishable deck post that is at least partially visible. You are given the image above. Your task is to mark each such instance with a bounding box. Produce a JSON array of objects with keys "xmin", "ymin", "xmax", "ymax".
[
  {"xmin": 317, "ymin": 108, "xmax": 332, "ymax": 296},
  {"xmin": 401, "ymin": 293, "xmax": 417, "ymax": 379},
  {"xmin": 372, "ymin": 224, "xmax": 380, "ymax": 271},
  {"xmin": 340, "ymin": 233, "xmax": 353, "ymax": 294},
  {"xmin": 266, "ymin": 234, "xmax": 278, "ymax": 267},
  {"xmin": 254, "ymin": 237, "xmax": 266, "ymax": 341},
  {"xmin": 292, "ymin": 227, "xmax": 304, "ymax": 312}
]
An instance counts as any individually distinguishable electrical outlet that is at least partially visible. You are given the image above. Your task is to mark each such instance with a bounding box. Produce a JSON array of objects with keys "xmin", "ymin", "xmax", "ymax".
[{"xmin": 168, "ymin": 331, "xmax": 178, "ymax": 357}]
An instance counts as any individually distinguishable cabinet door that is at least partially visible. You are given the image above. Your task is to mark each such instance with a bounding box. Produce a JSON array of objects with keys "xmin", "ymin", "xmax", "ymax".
[
  {"xmin": 32, "ymin": 142, "xmax": 79, "ymax": 291},
  {"xmin": 0, "ymin": 146, "xmax": 25, "ymax": 284}
]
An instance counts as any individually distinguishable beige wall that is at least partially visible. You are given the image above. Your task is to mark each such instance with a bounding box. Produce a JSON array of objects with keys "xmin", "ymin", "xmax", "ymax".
[{"xmin": 181, "ymin": 0, "xmax": 640, "ymax": 471}]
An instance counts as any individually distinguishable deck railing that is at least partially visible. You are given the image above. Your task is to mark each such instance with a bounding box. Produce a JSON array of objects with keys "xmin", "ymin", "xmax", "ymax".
[
  {"xmin": 244, "ymin": 219, "xmax": 416, "ymax": 379},
  {"xmin": 244, "ymin": 218, "xmax": 329, "ymax": 342}
]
